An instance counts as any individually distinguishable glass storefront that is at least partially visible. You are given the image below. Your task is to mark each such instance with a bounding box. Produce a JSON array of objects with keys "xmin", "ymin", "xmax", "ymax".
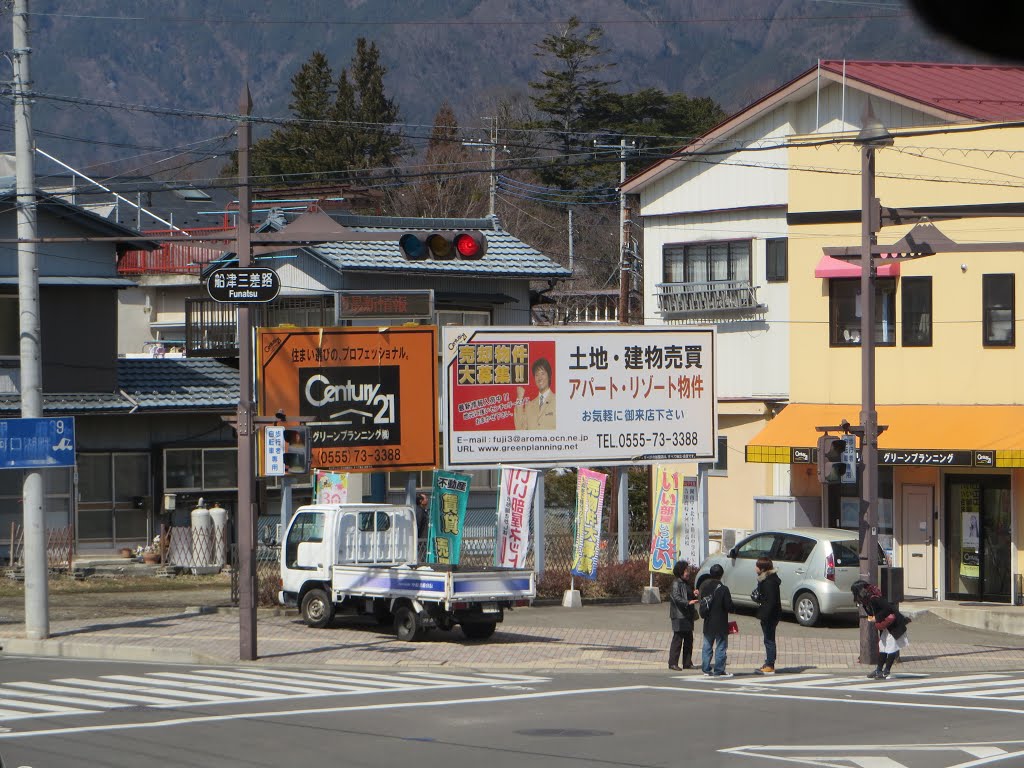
[{"xmin": 946, "ymin": 475, "xmax": 1011, "ymax": 603}]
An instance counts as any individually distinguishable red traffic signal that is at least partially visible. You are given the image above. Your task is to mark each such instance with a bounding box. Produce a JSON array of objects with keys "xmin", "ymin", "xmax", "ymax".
[{"xmin": 399, "ymin": 231, "xmax": 487, "ymax": 261}]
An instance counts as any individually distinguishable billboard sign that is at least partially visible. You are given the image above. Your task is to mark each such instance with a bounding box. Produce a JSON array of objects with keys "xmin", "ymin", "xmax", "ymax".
[
  {"xmin": 257, "ymin": 326, "xmax": 438, "ymax": 472},
  {"xmin": 442, "ymin": 326, "xmax": 716, "ymax": 468}
]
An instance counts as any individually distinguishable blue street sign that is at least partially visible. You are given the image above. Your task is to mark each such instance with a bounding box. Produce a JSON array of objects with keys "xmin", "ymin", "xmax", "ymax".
[{"xmin": 0, "ymin": 417, "xmax": 76, "ymax": 469}]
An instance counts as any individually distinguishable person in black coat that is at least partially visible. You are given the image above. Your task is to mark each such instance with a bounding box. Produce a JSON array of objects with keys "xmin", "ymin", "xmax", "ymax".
[
  {"xmin": 667, "ymin": 560, "xmax": 699, "ymax": 671},
  {"xmin": 753, "ymin": 556, "xmax": 782, "ymax": 675},
  {"xmin": 852, "ymin": 579, "xmax": 911, "ymax": 679},
  {"xmin": 698, "ymin": 563, "xmax": 735, "ymax": 677}
]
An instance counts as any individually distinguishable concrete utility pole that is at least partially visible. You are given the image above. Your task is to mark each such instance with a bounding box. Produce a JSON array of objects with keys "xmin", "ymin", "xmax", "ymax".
[
  {"xmin": 13, "ymin": 0, "xmax": 48, "ymax": 640},
  {"xmin": 236, "ymin": 85, "xmax": 257, "ymax": 661}
]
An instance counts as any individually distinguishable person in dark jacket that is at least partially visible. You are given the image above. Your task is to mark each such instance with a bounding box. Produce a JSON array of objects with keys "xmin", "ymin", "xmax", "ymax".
[
  {"xmin": 698, "ymin": 563, "xmax": 735, "ymax": 677},
  {"xmin": 667, "ymin": 560, "xmax": 699, "ymax": 671},
  {"xmin": 753, "ymin": 556, "xmax": 782, "ymax": 675},
  {"xmin": 852, "ymin": 579, "xmax": 910, "ymax": 679}
]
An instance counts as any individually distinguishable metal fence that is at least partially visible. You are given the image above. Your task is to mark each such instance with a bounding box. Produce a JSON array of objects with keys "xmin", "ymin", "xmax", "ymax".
[
  {"xmin": 161, "ymin": 524, "xmax": 231, "ymax": 570},
  {"xmin": 245, "ymin": 530, "xmax": 653, "ymax": 607}
]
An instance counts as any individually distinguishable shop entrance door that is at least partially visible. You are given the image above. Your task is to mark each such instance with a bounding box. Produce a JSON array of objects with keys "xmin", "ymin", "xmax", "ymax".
[
  {"xmin": 945, "ymin": 475, "xmax": 1012, "ymax": 603},
  {"xmin": 901, "ymin": 484, "xmax": 933, "ymax": 598}
]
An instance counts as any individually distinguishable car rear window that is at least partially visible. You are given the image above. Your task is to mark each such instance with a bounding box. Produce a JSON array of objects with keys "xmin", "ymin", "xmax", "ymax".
[{"xmin": 833, "ymin": 541, "xmax": 860, "ymax": 567}]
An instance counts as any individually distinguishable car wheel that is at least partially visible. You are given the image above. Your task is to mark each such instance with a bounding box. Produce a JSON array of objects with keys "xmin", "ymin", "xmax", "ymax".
[
  {"xmin": 794, "ymin": 591, "xmax": 820, "ymax": 627},
  {"xmin": 300, "ymin": 588, "xmax": 335, "ymax": 629}
]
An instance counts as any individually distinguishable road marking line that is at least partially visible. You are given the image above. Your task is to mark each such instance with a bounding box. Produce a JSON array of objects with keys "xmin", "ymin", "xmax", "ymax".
[
  {"xmin": 0, "ymin": 685, "xmax": 649, "ymax": 739},
  {"xmin": 58, "ymin": 678, "xmax": 229, "ymax": 703},
  {"xmin": 836, "ymin": 675, "xmax": 1011, "ymax": 693},
  {"xmin": 141, "ymin": 673, "xmax": 294, "ymax": 697}
]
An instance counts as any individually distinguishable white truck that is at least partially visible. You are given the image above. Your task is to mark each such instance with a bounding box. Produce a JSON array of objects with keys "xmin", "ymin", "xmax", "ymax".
[{"xmin": 279, "ymin": 503, "xmax": 535, "ymax": 641}]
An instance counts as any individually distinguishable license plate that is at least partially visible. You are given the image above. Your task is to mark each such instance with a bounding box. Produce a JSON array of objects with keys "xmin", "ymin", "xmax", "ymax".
[{"xmin": 481, "ymin": 602, "xmax": 499, "ymax": 613}]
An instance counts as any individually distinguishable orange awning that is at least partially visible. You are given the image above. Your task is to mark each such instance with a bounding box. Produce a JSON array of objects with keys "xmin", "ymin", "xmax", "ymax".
[{"xmin": 746, "ymin": 403, "xmax": 1024, "ymax": 468}]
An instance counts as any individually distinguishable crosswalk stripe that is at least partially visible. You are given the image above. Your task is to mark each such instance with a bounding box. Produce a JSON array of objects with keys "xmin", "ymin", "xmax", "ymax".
[
  {"xmin": 0, "ymin": 682, "xmax": 156, "ymax": 707},
  {"xmin": 832, "ymin": 674, "xmax": 1008, "ymax": 692},
  {"xmin": 745, "ymin": 675, "xmax": 854, "ymax": 688},
  {"xmin": 884, "ymin": 679, "xmax": 1024, "ymax": 695},
  {"xmin": 61, "ymin": 677, "xmax": 231, "ymax": 703},
  {"xmin": 0, "ymin": 686, "xmax": 126, "ymax": 709},
  {"xmin": 139, "ymin": 673, "xmax": 283, "ymax": 698},
  {"xmin": 194, "ymin": 670, "xmax": 382, "ymax": 692},
  {"xmin": 0, "ymin": 690, "xmax": 103, "ymax": 713},
  {"xmin": 1, "ymin": 684, "xmax": 171, "ymax": 708},
  {"xmin": 0, "ymin": 705, "xmax": 89, "ymax": 719},
  {"xmin": 151, "ymin": 673, "xmax": 343, "ymax": 696}
]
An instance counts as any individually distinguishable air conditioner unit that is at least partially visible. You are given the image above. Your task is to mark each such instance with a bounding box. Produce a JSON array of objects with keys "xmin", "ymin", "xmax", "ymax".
[{"xmin": 721, "ymin": 528, "xmax": 750, "ymax": 551}]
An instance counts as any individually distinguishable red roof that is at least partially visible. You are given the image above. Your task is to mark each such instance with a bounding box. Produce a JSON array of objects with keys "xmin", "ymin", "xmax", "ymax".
[{"xmin": 819, "ymin": 60, "xmax": 1024, "ymax": 121}]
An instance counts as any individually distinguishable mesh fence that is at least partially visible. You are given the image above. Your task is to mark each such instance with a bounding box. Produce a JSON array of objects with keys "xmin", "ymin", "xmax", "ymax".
[
  {"xmin": 162, "ymin": 524, "xmax": 231, "ymax": 570},
  {"xmin": 249, "ymin": 531, "xmax": 655, "ymax": 607}
]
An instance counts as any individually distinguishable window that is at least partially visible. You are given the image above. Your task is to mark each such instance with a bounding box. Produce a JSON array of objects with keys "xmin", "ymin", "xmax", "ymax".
[
  {"xmin": 765, "ymin": 238, "xmax": 788, "ymax": 283},
  {"xmin": 708, "ymin": 436, "xmax": 728, "ymax": 475},
  {"xmin": 165, "ymin": 447, "xmax": 238, "ymax": 491},
  {"xmin": 832, "ymin": 540, "xmax": 860, "ymax": 568},
  {"xmin": 776, "ymin": 534, "xmax": 814, "ymax": 563},
  {"xmin": 0, "ymin": 294, "xmax": 16, "ymax": 358},
  {"xmin": 358, "ymin": 511, "xmax": 392, "ymax": 532},
  {"xmin": 663, "ymin": 241, "xmax": 751, "ymax": 284},
  {"xmin": 285, "ymin": 510, "xmax": 324, "ymax": 569},
  {"xmin": 436, "ymin": 310, "xmax": 491, "ymax": 327},
  {"xmin": 829, "ymin": 278, "xmax": 896, "ymax": 346},
  {"xmin": 983, "ymin": 273, "xmax": 1015, "ymax": 347},
  {"xmin": 901, "ymin": 276, "xmax": 932, "ymax": 347},
  {"xmin": 734, "ymin": 533, "xmax": 777, "ymax": 559}
]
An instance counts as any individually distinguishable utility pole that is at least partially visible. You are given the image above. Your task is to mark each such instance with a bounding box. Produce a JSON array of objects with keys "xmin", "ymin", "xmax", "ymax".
[
  {"xmin": 13, "ymin": 0, "xmax": 48, "ymax": 641},
  {"xmin": 855, "ymin": 109, "xmax": 892, "ymax": 666},
  {"xmin": 593, "ymin": 138, "xmax": 636, "ymax": 325},
  {"xmin": 236, "ymin": 85, "xmax": 257, "ymax": 661},
  {"xmin": 463, "ymin": 117, "xmax": 499, "ymax": 217}
]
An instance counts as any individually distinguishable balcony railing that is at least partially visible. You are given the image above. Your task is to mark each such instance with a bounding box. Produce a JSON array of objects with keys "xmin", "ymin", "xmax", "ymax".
[
  {"xmin": 655, "ymin": 280, "xmax": 763, "ymax": 317},
  {"xmin": 185, "ymin": 296, "xmax": 335, "ymax": 357},
  {"xmin": 119, "ymin": 227, "xmax": 234, "ymax": 275}
]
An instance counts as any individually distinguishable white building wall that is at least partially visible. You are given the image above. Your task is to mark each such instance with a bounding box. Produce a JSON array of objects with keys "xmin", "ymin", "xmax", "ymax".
[{"xmin": 642, "ymin": 209, "xmax": 789, "ymax": 400}]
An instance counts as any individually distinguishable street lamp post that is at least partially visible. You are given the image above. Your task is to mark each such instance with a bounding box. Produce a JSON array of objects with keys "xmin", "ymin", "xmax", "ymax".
[{"xmin": 855, "ymin": 110, "xmax": 892, "ymax": 665}]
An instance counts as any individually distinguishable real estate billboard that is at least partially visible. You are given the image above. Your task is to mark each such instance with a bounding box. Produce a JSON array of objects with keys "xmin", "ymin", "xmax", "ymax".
[
  {"xmin": 257, "ymin": 326, "xmax": 438, "ymax": 472},
  {"xmin": 442, "ymin": 326, "xmax": 717, "ymax": 468}
]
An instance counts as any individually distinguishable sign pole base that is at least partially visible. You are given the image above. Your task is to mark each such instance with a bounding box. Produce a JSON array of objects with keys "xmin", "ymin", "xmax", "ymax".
[
  {"xmin": 562, "ymin": 589, "xmax": 582, "ymax": 608},
  {"xmin": 641, "ymin": 585, "xmax": 661, "ymax": 604}
]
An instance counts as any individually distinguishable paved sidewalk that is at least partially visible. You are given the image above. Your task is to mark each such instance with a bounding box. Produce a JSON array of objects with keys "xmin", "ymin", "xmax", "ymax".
[{"xmin": 2, "ymin": 602, "xmax": 1024, "ymax": 674}]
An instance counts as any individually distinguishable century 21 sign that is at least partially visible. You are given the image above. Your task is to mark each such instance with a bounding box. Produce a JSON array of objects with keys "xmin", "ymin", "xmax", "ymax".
[{"xmin": 256, "ymin": 326, "xmax": 439, "ymax": 472}]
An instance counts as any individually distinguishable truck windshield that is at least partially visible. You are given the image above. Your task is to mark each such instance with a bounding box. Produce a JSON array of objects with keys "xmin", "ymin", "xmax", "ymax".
[{"xmin": 286, "ymin": 511, "xmax": 324, "ymax": 568}]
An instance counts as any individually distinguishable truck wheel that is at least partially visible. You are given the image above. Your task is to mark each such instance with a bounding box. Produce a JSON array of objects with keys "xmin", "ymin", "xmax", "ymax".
[
  {"xmin": 301, "ymin": 588, "xmax": 335, "ymax": 629},
  {"xmin": 394, "ymin": 605, "xmax": 423, "ymax": 642},
  {"xmin": 462, "ymin": 622, "xmax": 497, "ymax": 640}
]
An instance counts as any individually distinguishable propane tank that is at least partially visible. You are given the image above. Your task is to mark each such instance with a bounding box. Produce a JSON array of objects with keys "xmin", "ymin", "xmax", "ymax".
[
  {"xmin": 191, "ymin": 498, "xmax": 213, "ymax": 565},
  {"xmin": 208, "ymin": 502, "xmax": 227, "ymax": 567}
]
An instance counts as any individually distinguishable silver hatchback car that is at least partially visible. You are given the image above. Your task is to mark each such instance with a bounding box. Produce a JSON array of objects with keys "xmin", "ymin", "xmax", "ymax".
[{"xmin": 694, "ymin": 528, "xmax": 883, "ymax": 626}]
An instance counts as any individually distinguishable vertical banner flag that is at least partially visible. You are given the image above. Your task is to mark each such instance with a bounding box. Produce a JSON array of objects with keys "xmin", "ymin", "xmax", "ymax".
[
  {"xmin": 679, "ymin": 476, "xmax": 702, "ymax": 566},
  {"xmin": 571, "ymin": 468, "xmax": 608, "ymax": 580},
  {"xmin": 495, "ymin": 466, "xmax": 538, "ymax": 568},
  {"xmin": 649, "ymin": 466, "xmax": 681, "ymax": 574},
  {"xmin": 427, "ymin": 470, "xmax": 471, "ymax": 565},
  {"xmin": 649, "ymin": 469, "xmax": 702, "ymax": 571},
  {"xmin": 314, "ymin": 470, "xmax": 349, "ymax": 505}
]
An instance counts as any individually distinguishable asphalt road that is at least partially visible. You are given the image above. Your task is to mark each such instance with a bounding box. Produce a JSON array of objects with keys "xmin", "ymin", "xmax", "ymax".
[{"xmin": 1, "ymin": 658, "xmax": 1024, "ymax": 768}]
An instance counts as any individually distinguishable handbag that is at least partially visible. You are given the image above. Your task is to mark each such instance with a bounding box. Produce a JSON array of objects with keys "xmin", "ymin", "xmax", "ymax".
[
  {"xmin": 750, "ymin": 586, "xmax": 762, "ymax": 604},
  {"xmin": 727, "ymin": 620, "xmax": 739, "ymax": 635}
]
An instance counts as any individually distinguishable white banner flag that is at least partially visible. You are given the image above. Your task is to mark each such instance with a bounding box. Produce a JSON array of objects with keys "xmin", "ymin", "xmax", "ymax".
[{"xmin": 494, "ymin": 466, "xmax": 539, "ymax": 569}]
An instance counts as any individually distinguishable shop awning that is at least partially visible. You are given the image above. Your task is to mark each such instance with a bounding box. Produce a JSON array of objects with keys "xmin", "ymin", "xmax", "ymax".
[
  {"xmin": 814, "ymin": 255, "xmax": 900, "ymax": 278},
  {"xmin": 746, "ymin": 403, "xmax": 1024, "ymax": 468}
]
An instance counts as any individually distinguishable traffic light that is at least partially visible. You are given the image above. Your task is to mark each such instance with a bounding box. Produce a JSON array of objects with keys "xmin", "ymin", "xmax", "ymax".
[
  {"xmin": 817, "ymin": 435, "xmax": 848, "ymax": 484},
  {"xmin": 283, "ymin": 427, "xmax": 310, "ymax": 475},
  {"xmin": 398, "ymin": 231, "xmax": 487, "ymax": 261}
]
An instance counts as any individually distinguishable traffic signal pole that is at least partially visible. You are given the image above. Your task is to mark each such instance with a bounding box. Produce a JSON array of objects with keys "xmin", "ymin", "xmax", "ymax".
[{"xmin": 856, "ymin": 115, "xmax": 891, "ymax": 667}]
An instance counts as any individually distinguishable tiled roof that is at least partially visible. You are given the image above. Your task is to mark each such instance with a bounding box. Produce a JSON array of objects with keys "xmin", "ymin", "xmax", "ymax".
[
  {"xmin": 819, "ymin": 60, "xmax": 1024, "ymax": 121},
  {"xmin": 316, "ymin": 215, "xmax": 570, "ymax": 279},
  {"xmin": 0, "ymin": 358, "xmax": 239, "ymax": 415}
]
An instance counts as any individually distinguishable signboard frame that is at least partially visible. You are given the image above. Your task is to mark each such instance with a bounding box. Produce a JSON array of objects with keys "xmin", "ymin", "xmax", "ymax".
[
  {"xmin": 256, "ymin": 325, "xmax": 438, "ymax": 472},
  {"xmin": 207, "ymin": 267, "xmax": 281, "ymax": 303},
  {"xmin": 442, "ymin": 326, "xmax": 717, "ymax": 468}
]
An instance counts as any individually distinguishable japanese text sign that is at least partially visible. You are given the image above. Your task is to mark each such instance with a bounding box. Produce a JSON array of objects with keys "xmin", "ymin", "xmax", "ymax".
[
  {"xmin": 495, "ymin": 466, "xmax": 538, "ymax": 569},
  {"xmin": 442, "ymin": 326, "xmax": 717, "ymax": 468},
  {"xmin": 257, "ymin": 326, "xmax": 438, "ymax": 472},
  {"xmin": 571, "ymin": 468, "xmax": 607, "ymax": 580},
  {"xmin": 649, "ymin": 469, "xmax": 702, "ymax": 573},
  {"xmin": 427, "ymin": 470, "xmax": 471, "ymax": 565}
]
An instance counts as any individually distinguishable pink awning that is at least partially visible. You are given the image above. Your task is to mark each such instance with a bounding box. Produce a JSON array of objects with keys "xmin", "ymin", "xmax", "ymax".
[{"xmin": 815, "ymin": 254, "xmax": 900, "ymax": 278}]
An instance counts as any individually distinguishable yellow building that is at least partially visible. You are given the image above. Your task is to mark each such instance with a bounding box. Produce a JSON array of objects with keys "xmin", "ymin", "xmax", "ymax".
[{"xmin": 749, "ymin": 122, "xmax": 1024, "ymax": 602}]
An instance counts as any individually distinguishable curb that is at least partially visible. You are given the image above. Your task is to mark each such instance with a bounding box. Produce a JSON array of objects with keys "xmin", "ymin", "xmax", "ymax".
[{"xmin": 0, "ymin": 636, "xmax": 220, "ymax": 665}]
